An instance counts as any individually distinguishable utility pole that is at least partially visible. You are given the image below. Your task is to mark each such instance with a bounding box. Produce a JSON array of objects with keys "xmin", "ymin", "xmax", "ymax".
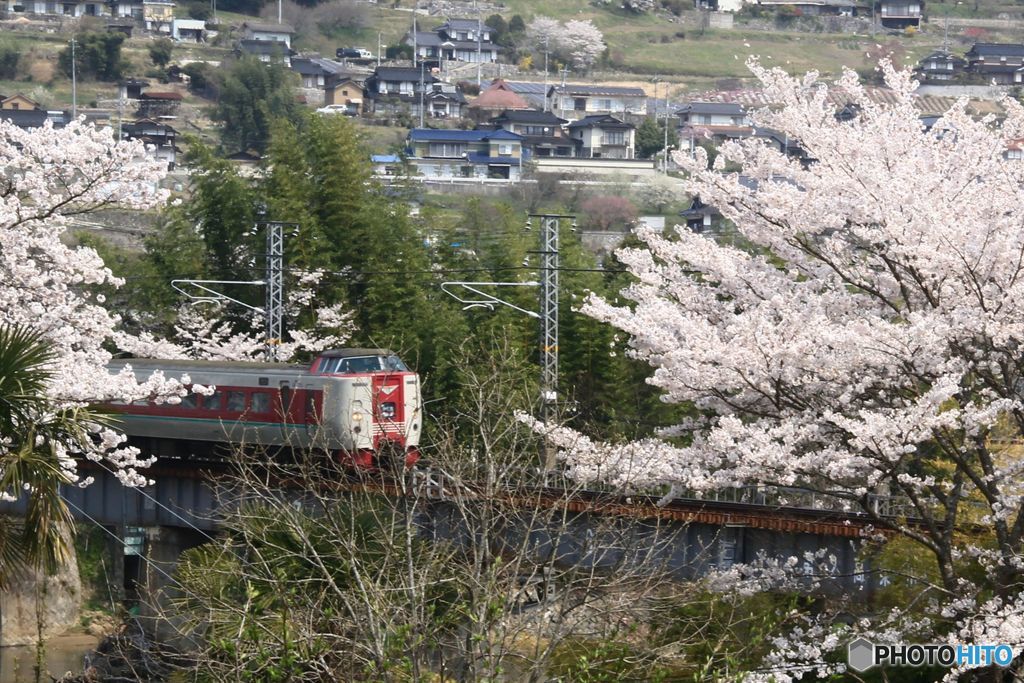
[
  {"xmin": 70, "ymin": 37, "xmax": 77, "ymax": 119},
  {"xmin": 117, "ymin": 87, "xmax": 124, "ymax": 142},
  {"xmin": 543, "ymin": 36, "xmax": 549, "ymax": 112},
  {"xmin": 663, "ymin": 89, "xmax": 670, "ymax": 173},
  {"xmin": 419, "ymin": 61, "xmax": 425, "ymax": 127},
  {"xmin": 476, "ymin": 6, "xmax": 483, "ymax": 88},
  {"xmin": 377, "ymin": 31, "xmax": 382, "ymax": 66},
  {"xmin": 277, "ymin": 0, "xmax": 282, "ymax": 24}
]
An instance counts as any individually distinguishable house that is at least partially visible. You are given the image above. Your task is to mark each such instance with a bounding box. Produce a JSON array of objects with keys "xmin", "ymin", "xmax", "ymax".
[
  {"xmin": 137, "ymin": 90, "xmax": 182, "ymax": 118},
  {"xmin": 225, "ymin": 150, "xmax": 262, "ymax": 176},
  {"xmin": 143, "ymin": 0, "xmax": 174, "ymax": 32},
  {"xmin": 4, "ymin": 0, "xmax": 102, "ymax": 15},
  {"xmin": 680, "ymin": 196, "xmax": 721, "ymax": 233},
  {"xmin": 106, "ymin": 18, "xmax": 136, "ymax": 35},
  {"xmin": 365, "ymin": 66, "xmax": 441, "ymax": 116},
  {"xmin": 1, "ymin": 94, "xmax": 42, "ymax": 111},
  {"xmin": 371, "ymin": 154, "xmax": 403, "ymax": 176},
  {"xmin": 424, "ymin": 82, "xmax": 466, "ymax": 119},
  {"xmin": 239, "ymin": 39, "xmax": 295, "ymax": 66},
  {"xmin": 567, "ymin": 115, "xmax": 636, "ymax": 159},
  {"xmin": 752, "ymin": 128, "xmax": 814, "ymax": 166},
  {"xmin": 676, "ymin": 102, "xmax": 749, "ymax": 129},
  {"xmin": 291, "ymin": 56, "xmax": 347, "ymax": 90},
  {"xmin": 490, "ymin": 109, "xmax": 576, "ymax": 158},
  {"xmin": 675, "ymin": 102, "xmax": 752, "ymax": 144},
  {"xmin": 404, "ymin": 17, "xmax": 501, "ymax": 65},
  {"xmin": 547, "ymin": 84, "xmax": 648, "ymax": 121},
  {"xmin": 468, "ymin": 79, "xmax": 532, "ymax": 120},
  {"xmin": 108, "ymin": 0, "xmax": 143, "ymax": 21},
  {"xmin": 876, "ymin": 0, "xmax": 922, "ymax": 28},
  {"xmin": 965, "ymin": 43, "xmax": 1024, "ymax": 84},
  {"xmin": 171, "ymin": 18, "xmax": 206, "ymax": 42},
  {"xmin": 406, "ymin": 128, "xmax": 526, "ymax": 180},
  {"xmin": 118, "ymin": 78, "xmax": 150, "ymax": 101},
  {"xmin": 503, "ymin": 81, "xmax": 549, "ymax": 110},
  {"xmin": 324, "ymin": 75, "xmax": 365, "ymax": 114},
  {"xmin": 242, "ymin": 22, "xmax": 294, "ymax": 48},
  {"xmin": 756, "ymin": 0, "xmax": 862, "ymax": 15},
  {"xmin": 914, "ymin": 50, "xmax": 966, "ymax": 82},
  {"xmin": 1005, "ymin": 139, "xmax": 1024, "ymax": 160},
  {"xmin": 0, "ymin": 109, "xmax": 52, "ymax": 129},
  {"xmin": 0, "ymin": 96, "xmax": 65, "ymax": 129},
  {"xmin": 122, "ymin": 118, "xmax": 177, "ymax": 169}
]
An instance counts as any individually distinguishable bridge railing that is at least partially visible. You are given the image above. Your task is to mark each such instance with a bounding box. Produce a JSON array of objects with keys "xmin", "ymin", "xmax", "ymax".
[{"xmin": 416, "ymin": 466, "xmax": 916, "ymax": 520}]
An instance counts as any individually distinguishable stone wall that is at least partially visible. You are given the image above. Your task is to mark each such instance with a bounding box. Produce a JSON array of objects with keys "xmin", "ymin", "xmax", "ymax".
[{"xmin": 0, "ymin": 535, "xmax": 82, "ymax": 647}]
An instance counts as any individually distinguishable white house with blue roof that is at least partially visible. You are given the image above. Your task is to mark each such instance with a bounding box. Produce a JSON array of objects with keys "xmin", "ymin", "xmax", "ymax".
[{"xmin": 406, "ymin": 128, "xmax": 526, "ymax": 180}]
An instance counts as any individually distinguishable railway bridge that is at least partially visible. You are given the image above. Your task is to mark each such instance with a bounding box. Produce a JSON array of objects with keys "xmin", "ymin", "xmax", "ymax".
[{"xmin": 0, "ymin": 457, "xmax": 897, "ymax": 608}]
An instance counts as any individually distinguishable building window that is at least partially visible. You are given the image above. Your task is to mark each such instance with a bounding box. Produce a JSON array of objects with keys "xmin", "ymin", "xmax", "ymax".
[
  {"xmin": 498, "ymin": 143, "xmax": 513, "ymax": 155},
  {"xmin": 427, "ymin": 142, "xmax": 467, "ymax": 157},
  {"xmin": 604, "ymin": 131, "xmax": 626, "ymax": 145},
  {"xmin": 597, "ymin": 98, "xmax": 612, "ymax": 110}
]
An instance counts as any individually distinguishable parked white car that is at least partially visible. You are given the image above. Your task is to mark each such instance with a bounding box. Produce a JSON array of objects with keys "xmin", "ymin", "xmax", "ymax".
[{"xmin": 316, "ymin": 104, "xmax": 355, "ymax": 116}]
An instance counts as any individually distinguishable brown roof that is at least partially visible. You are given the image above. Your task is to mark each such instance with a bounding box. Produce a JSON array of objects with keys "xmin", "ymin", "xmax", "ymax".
[
  {"xmin": 470, "ymin": 79, "xmax": 531, "ymax": 111},
  {"xmin": 140, "ymin": 91, "xmax": 184, "ymax": 100}
]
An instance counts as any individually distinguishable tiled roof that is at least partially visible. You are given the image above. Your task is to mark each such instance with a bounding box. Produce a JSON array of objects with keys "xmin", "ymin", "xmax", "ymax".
[
  {"xmin": 492, "ymin": 109, "xmax": 566, "ymax": 124},
  {"xmin": 967, "ymin": 42, "xmax": 1024, "ymax": 57},
  {"xmin": 549, "ymin": 84, "xmax": 646, "ymax": 97},
  {"xmin": 676, "ymin": 101, "xmax": 746, "ymax": 116},
  {"xmin": 0, "ymin": 109, "xmax": 49, "ymax": 128},
  {"xmin": 371, "ymin": 66, "xmax": 438, "ymax": 82},
  {"xmin": 567, "ymin": 114, "xmax": 633, "ymax": 129},
  {"xmin": 243, "ymin": 21, "xmax": 294, "ymax": 33}
]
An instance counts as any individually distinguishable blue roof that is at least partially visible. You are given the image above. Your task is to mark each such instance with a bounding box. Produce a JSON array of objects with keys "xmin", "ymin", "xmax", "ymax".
[
  {"xmin": 371, "ymin": 154, "xmax": 400, "ymax": 163},
  {"xmin": 409, "ymin": 128, "xmax": 522, "ymax": 142}
]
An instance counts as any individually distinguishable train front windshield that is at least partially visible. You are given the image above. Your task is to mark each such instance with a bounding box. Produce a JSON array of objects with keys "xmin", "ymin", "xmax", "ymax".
[{"xmin": 320, "ymin": 355, "xmax": 409, "ymax": 374}]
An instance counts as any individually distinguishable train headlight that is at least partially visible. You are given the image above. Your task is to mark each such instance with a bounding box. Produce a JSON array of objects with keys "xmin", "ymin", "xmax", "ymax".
[{"xmin": 352, "ymin": 412, "xmax": 364, "ymax": 422}]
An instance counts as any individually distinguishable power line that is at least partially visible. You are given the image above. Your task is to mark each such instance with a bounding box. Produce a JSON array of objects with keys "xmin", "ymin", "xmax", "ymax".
[{"xmin": 119, "ymin": 265, "xmax": 629, "ymax": 282}]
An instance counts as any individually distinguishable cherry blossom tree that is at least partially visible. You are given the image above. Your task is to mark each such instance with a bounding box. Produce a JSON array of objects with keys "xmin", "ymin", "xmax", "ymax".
[
  {"xmin": 0, "ymin": 119, "xmax": 184, "ymax": 486},
  {"xmin": 526, "ymin": 17, "xmax": 605, "ymax": 70},
  {"xmin": 126, "ymin": 271, "xmax": 356, "ymax": 362},
  {"xmin": 530, "ymin": 61, "xmax": 1024, "ymax": 678},
  {"xmin": 560, "ymin": 20, "xmax": 606, "ymax": 70}
]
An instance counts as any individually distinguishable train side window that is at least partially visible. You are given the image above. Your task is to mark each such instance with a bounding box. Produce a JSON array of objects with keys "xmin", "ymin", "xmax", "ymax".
[
  {"xmin": 201, "ymin": 392, "xmax": 223, "ymax": 410},
  {"xmin": 226, "ymin": 391, "xmax": 246, "ymax": 412},
  {"xmin": 251, "ymin": 392, "xmax": 271, "ymax": 414},
  {"xmin": 180, "ymin": 393, "xmax": 198, "ymax": 409}
]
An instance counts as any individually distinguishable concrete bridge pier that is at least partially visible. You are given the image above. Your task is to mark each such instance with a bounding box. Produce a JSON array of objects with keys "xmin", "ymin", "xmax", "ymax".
[{"xmin": 133, "ymin": 526, "xmax": 211, "ymax": 651}]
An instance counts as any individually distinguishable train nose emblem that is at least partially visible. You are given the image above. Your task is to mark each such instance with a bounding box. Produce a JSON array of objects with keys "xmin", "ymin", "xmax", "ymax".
[{"xmin": 380, "ymin": 385, "xmax": 397, "ymax": 395}]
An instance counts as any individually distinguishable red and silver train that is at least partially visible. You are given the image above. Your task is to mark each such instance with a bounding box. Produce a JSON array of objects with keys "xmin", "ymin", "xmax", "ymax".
[{"xmin": 106, "ymin": 348, "xmax": 423, "ymax": 468}]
